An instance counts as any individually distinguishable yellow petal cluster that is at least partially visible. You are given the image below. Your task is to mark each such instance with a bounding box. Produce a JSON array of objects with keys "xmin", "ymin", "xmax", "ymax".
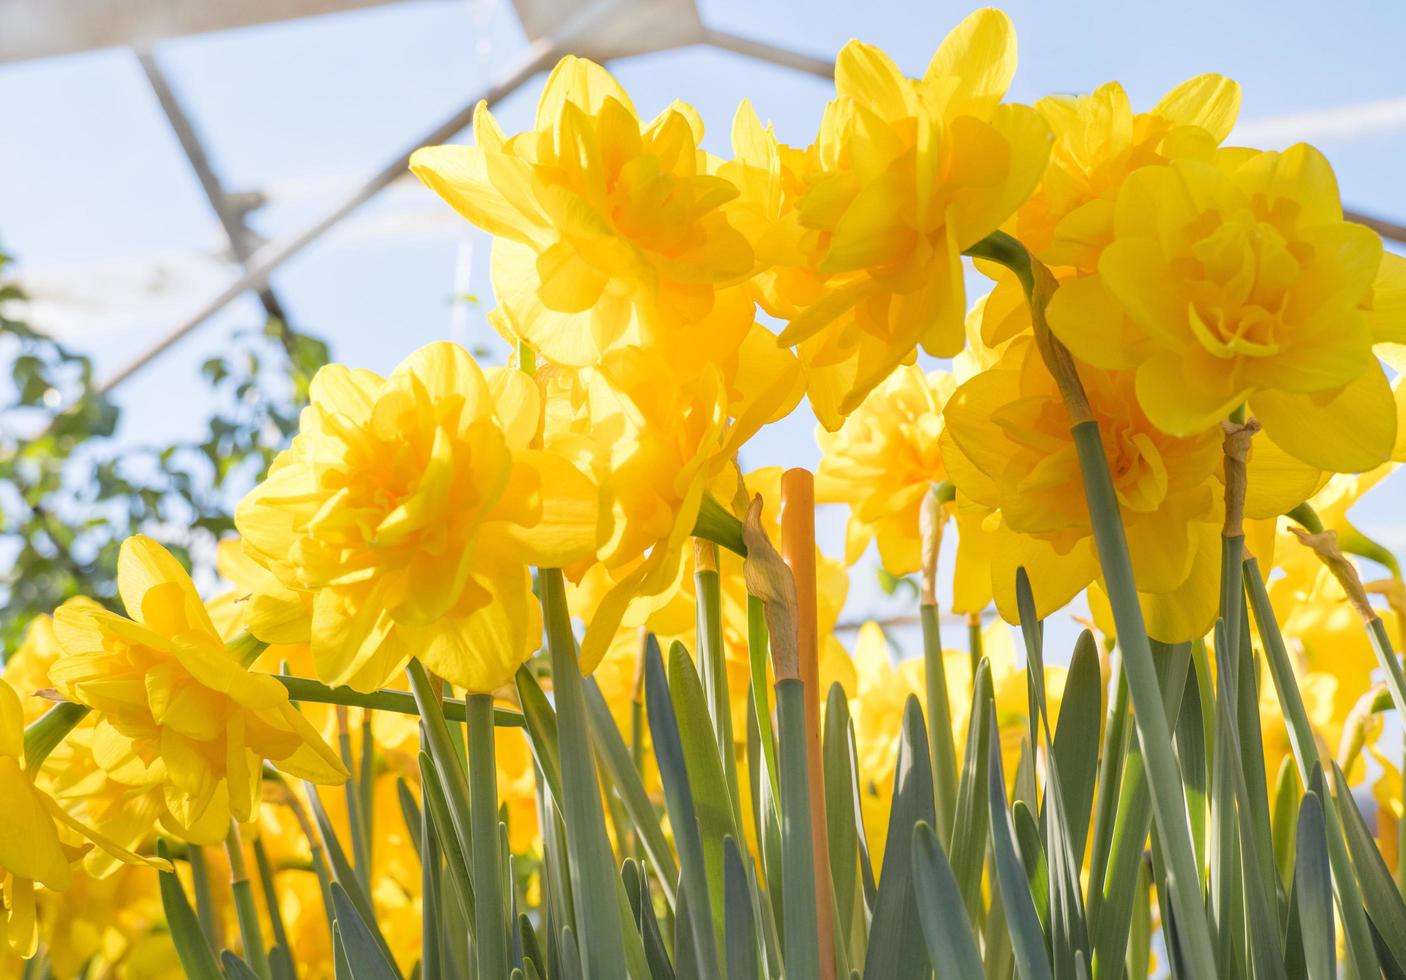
[
  {"xmin": 235, "ymin": 341, "xmax": 599, "ymax": 692},
  {"xmin": 737, "ymin": 9, "xmax": 1052, "ymax": 427},
  {"xmin": 411, "ymin": 56, "xmax": 756, "ymax": 370},
  {"xmin": 48, "ymin": 537, "xmax": 349, "ymax": 837},
  {"xmin": 942, "ymin": 336, "xmax": 1310, "ymax": 641},
  {"xmin": 1046, "ymin": 143, "xmax": 1401, "ymax": 471}
]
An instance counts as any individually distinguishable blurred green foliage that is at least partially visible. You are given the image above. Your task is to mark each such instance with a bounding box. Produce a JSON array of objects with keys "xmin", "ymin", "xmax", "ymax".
[{"xmin": 0, "ymin": 248, "xmax": 328, "ymax": 654}]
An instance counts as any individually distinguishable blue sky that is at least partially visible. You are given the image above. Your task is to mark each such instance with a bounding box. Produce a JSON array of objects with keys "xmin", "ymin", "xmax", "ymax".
[{"xmin": 1, "ymin": 0, "xmax": 1403, "ymax": 653}]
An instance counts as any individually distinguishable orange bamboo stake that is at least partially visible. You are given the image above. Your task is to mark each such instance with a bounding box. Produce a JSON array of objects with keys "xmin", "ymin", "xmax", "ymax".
[{"xmin": 780, "ymin": 467, "xmax": 837, "ymax": 980}]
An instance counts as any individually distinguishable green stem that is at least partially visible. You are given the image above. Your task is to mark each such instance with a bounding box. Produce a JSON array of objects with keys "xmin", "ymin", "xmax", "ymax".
[
  {"xmin": 693, "ymin": 494, "xmax": 747, "ymax": 557},
  {"xmin": 776, "ymin": 678, "xmax": 821, "ymax": 980},
  {"xmin": 275, "ymin": 675, "xmax": 523, "ymax": 726},
  {"xmin": 406, "ymin": 661, "xmax": 476, "ymax": 868},
  {"xmin": 1070, "ymin": 420, "xmax": 1217, "ymax": 977},
  {"xmin": 22, "ymin": 701, "xmax": 89, "ymax": 770},
  {"xmin": 537, "ymin": 567, "xmax": 631, "ymax": 979},
  {"xmin": 227, "ymin": 823, "xmax": 271, "ymax": 979},
  {"xmin": 187, "ymin": 844, "xmax": 223, "ymax": 952},
  {"xmin": 466, "ymin": 693, "xmax": 508, "ymax": 978},
  {"xmin": 252, "ymin": 838, "xmax": 291, "ymax": 954},
  {"xmin": 966, "ymin": 614, "xmax": 983, "ymax": 683},
  {"xmin": 1286, "ymin": 502, "xmax": 1324, "ymax": 534},
  {"xmin": 335, "ymin": 707, "xmax": 372, "ymax": 894},
  {"xmin": 695, "ymin": 548, "xmax": 743, "ymax": 834},
  {"xmin": 920, "ymin": 604, "xmax": 958, "ymax": 847}
]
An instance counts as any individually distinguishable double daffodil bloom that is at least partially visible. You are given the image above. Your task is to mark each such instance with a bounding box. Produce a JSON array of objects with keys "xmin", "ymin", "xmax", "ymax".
[
  {"xmin": 814, "ymin": 363, "xmax": 994, "ymax": 614},
  {"xmin": 0, "ymin": 678, "xmax": 168, "ymax": 959},
  {"xmin": 979, "ymin": 73, "xmax": 1241, "ymax": 347},
  {"xmin": 527, "ymin": 341, "xmax": 739, "ymax": 671},
  {"xmin": 6, "ymin": 605, "xmax": 227, "ymax": 859},
  {"xmin": 1047, "ymin": 143, "xmax": 1403, "ymax": 472},
  {"xmin": 941, "ymin": 337, "xmax": 1315, "ymax": 641},
  {"xmin": 235, "ymin": 342, "xmax": 599, "ymax": 692},
  {"xmin": 735, "ymin": 9, "xmax": 1051, "ymax": 426},
  {"xmin": 49, "ymin": 536, "xmax": 349, "ymax": 839},
  {"xmin": 0, "ymin": 679, "xmax": 79, "ymax": 958},
  {"xmin": 411, "ymin": 56, "xmax": 755, "ymax": 371}
]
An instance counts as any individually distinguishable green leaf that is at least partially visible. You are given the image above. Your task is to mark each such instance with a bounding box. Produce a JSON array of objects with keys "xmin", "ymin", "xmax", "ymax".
[
  {"xmin": 746, "ymin": 596, "xmax": 780, "ymax": 806},
  {"xmin": 919, "ymin": 603, "xmax": 960, "ymax": 843},
  {"xmin": 1013, "ymin": 801, "xmax": 1051, "ymax": 939},
  {"xmin": 646, "ymin": 635, "xmax": 721, "ymax": 978},
  {"xmin": 584, "ymin": 675, "xmax": 680, "ymax": 907},
  {"xmin": 862, "ymin": 696, "xmax": 936, "ymax": 980},
  {"xmin": 417, "ymin": 752, "xmax": 475, "ymax": 927},
  {"xmin": 1294, "ymin": 792, "xmax": 1335, "ymax": 980},
  {"xmin": 1332, "ymin": 762, "xmax": 1406, "ymax": 974},
  {"xmin": 155, "ymin": 839, "xmax": 223, "ymax": 980},
  {"xmin": 668, "ymin": 638, "xmax": 742, "ymax": 943},
  {"xmin": 1209, "ymin": 618, "xmax": 1285, "ymax": 980},
  {"xmin": 514, "ymin": 666, "xmax": 564, "ymax": 812},
  {"xmin": 723, "ymin": 836, "xmax": 761, "ymax": 980},
  {"xmin": 696, "ymin": 560, "xmax": 743, "ymax": 832},
  {"xmin": 1053, "ymin": 630, "xmax": 1103, "ymax": 866},
  {"xmin": 1249, "ymin": 560, "xmax": 1382, "ymax": 978},
  {"xmin": 1085, "ymin": 659, "xmax": 1129, "ymax": 938},
  {"xmin": 307, "ymin": 783, "xmax": 400, "ymax": 968},
  {"xmin": 986, "ymin": 719, "xmax": 1054, "ymax": 980},
  {"xmin": 1271, "ymin": 756, "xmax": 1302, "ymax": 894},
  {"xmin": 822, "ymin": 681, "xmax": 860, "ymax": 950},
  {"xmin": 223, "ymin": 952, "xmax": 264, "ymax": 980},
  {"xmin": 1124, "ymin": 856, "xmax": 1152, "ymax": 980},
  {"xmin": 911, "ymin": 821, "xmax": 984, "ymax": 978},
  {"xmin": 623, "ymin": 860, "xmax": 675, "ymax": 980},
  {"xmin": 950, "ymin": 658, "xmax": 994, "ymax": 919},
  {"xmin": 330, "ymin": 883, "xmax": 401, "ymax": 980}
]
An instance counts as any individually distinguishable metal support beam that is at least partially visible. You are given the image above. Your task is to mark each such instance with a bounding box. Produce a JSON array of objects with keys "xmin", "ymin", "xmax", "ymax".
[
  {"xmin": 136, "ymin": 48, "xmax": 288, "ymax": 323},
  {"xmin": 94, "ymin": 8, "xmax": 1406, "ymax": 395},
  {"xmin": 702, "ymin": 27, "xmax": 832, "ymax": 81},
  {"xmin": 95, "ymin": 0, "xmax": 626, "ymax": 394}
]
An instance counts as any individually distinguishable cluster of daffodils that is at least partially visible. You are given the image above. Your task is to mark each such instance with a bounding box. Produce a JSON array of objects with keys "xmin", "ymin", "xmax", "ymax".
[{"xmin": 5, "ymin": 8, "xmax": 1406, "ymax": 978}]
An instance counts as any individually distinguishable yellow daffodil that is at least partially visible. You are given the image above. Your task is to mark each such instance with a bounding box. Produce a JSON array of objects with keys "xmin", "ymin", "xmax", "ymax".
[
  {"xmin": 1010, "ymin": 74, "xmax": 1241, "ymax": 274},
  {"xmin": 942, "ymin": 336, "xmax": 1313, "ymax": 641},
  {"xmin": 0, "ymin": 679, "xmax": 79, "ymax": 957},
  {"xmin": 978, "ymin": 73, "xmax": 1241, "ymax": 349},
  {"xmin": 235, "ymin": 342, "xmax": 599, "ymax": 692},
  {"xmin": 0, "ymin": 677, "xmax": 171, "ymax": 959},
  {"xmin": 48, "ymin": 536, "xmax": 349, "ymax": 839},
  {"xmin": 411, "ymin": 56, "xmax": 755, "ymax": 371},
  {"xmin": 5, "ymin": 606, "xmax": 226, "ymax": 860},
  {"xmin": 814, "ymin": 363, "xmax": 994, "ymax": 614},
  {"xmin": 1046, "ymin": 143, "xmax": 1401, "ymax": 472},
  {"xmin": 528, "ymin": 342, "xmax": 739, "ymax": 670},
  {"xmin": 735, "ymin": 9, "xmax": 1051, "ymax": 426},
  {"xmin": 817, "ymin": 364, "xmax": 953, "ymax": 571}
]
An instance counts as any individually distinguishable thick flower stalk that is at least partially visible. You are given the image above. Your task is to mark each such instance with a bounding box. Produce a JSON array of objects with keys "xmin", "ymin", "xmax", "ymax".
[
  {"xmin": 235, "ymin": 341, "xmax": 599, "ymax": 692},
  {"xmin": 48, "ymin": 536, "xmax": 350, "ymax": 837}
]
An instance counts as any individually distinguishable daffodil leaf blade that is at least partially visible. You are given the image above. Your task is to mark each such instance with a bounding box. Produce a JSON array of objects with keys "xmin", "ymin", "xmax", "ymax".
[{"xmin": 910, "ymin": 820, "xmax": 984, "ymax": 978}]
